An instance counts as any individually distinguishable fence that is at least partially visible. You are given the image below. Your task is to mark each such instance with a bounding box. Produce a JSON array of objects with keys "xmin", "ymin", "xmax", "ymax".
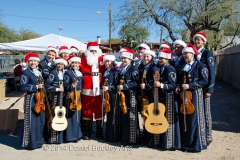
[
  {"xmin": 214, "ymin": 44, "xmax": 240, "ymax": 90},
  {"xmin": 0, "ymin": 54, "xmax": 45, "ymax": 72}
]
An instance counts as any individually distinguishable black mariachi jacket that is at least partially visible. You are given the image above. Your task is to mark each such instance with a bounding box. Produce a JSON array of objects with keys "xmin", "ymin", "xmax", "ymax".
[
  {"xmin": 20, "ymin": 68, "xmax": 43, "ymax": 93},
  {"xmin": 199, "ymin": 48, "xmax": 216, "ymax": 94},
  {"xmin": 178, "ymin": 60, "xmax": 208, "ymax": 90},
  {"xmin": 45, "ymin": 69, "xmax": 63, "ymax": 93},
  {"xmin": 170, "ymin": 56, "xmax": 186, "ymax": 74},
  {"xmin": 158, "ymin": 63, "xmax": 177, "ymax": 91},
  {"xmin": 63, "ymin": 69, "xmax": 82, "ymax": 92},
  {"xmin": 117, "ymin": 64, "xmax": 139, "ymax": 90},
  {"xmin": 103, "ymin": 67, "xmax": 120, "ymax": 92},
  {"xmin": 38, "ymin": 57, "xmax": 54, "ymax": 81}
]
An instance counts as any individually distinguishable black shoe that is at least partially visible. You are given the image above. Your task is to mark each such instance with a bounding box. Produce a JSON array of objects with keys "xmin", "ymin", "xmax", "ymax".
[{"xmin": 82, "ymin": 120, "xmax": 91, "ymax": 140}]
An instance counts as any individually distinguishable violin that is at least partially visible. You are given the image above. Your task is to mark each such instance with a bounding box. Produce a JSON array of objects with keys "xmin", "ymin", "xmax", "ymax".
[
  {"xmin": 69, "ymin": 78, "xmax": 82, "ymax": 111},
  {"xmin": 102, "ymin": 78, "xmax": 111, "ymax": 113},
  {"xmin": 180, "ymin": 75, "xmax": 195, "ymax": 131},
  {"xmin": 34, "ymin": 78, "xmax": 46, "ymax": 113},
  {"xmin": 118, "ymin": 79, "xmax": 127, "ymax": 114}
]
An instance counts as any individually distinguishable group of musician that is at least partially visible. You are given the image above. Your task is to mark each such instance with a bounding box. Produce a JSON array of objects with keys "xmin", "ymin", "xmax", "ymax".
[{"xmin": 20, "ymin": 32, "xmax": 215, "ymax": 153}]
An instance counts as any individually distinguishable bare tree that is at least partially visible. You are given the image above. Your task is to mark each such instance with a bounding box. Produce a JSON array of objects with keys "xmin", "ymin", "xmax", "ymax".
[{"xmin": 113, "ymin": 0, "xmax": 240, "ymax": 50}]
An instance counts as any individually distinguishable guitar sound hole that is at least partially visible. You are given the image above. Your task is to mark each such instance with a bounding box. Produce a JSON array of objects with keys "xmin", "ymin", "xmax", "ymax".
[
  {"xmin": 57, "ymin": 111, "xmax": 63, "ymax": 118},
  {"xmin": 153, "ymin": 109, "xmax": 159, "ymax": 116}
]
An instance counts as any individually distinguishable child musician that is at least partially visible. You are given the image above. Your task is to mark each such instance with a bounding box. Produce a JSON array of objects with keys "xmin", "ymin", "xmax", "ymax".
[
  {"xmin": 21, "ymin": 52, "xmax": 45, "ymax": 149},
  {"xmin": 38, "ymin": 46, "xmax": 57, "ymax": 81},
  {"xmin": 139, "ymin": 49, "xmax": 160, "ymax": 147},
  {"xmin": 102, "ymin": 54, "xmax": 121, "ymax": 142},
  {"xmin": 117, "ymin": 48, "xmax": 141, "ymax": 146},
  {"xmin": 176, "ymin": 44, "xmax": 208, "ymax": 152},
  {"xmin": 44, "ymin": 57, "xmax": 68, "ymax": 144},
  {"xmin": 155, "ymin": 49, "xmax": 181, "ymax": 150},
  {"xmin": 63, "ymin": 55, "xmax": 82, "ymax": 142}
]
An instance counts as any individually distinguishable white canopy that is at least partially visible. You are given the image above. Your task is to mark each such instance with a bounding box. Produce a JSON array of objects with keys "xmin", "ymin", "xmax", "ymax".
[{"xmin": 0, "ymin": 33, "xmax": 87, "ymax": 52}]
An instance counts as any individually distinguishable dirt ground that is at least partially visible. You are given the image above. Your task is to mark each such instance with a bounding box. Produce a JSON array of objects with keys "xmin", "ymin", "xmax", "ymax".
[{"xmin": 0, "ymin": 80, "xmax": 240, "ymax": 160}]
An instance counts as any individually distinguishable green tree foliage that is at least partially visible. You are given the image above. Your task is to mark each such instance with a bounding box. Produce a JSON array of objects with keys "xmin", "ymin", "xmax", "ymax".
[
  {"xmin": 120, "ymin": 35, "xmax": 138, "ymax": 51},
  {"xmin": 19, "ymin": 28, "xmax": 40, "ymax": 40},
  {"xmin": 114, "ymin": 0, "xmax": 240, "ymax": 50},
  {"xmin": 118, "ymin": 25, "xmax": 150, "ymax": 43},
  {"xmin": 101, "ymin": 38, "xmax": 121, "ymax": 44},
  {"xmin": 0, "ymin": 22, "xmax": 40, "ymax": 43}
]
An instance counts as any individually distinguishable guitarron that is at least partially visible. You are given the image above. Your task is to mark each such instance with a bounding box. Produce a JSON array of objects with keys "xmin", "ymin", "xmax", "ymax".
[
  {"xmin": 144, "ymin": 70, "xmax": 169, "ymax": 134},
  {"xmin": 49, "ymin": 80, "xmax": 68, "ymax": 131}
]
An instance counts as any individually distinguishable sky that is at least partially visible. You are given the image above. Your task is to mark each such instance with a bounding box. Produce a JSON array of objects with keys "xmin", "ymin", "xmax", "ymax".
[{"xmin": 0, "ymin": 0, "xmax": 162, "ymax": 43}]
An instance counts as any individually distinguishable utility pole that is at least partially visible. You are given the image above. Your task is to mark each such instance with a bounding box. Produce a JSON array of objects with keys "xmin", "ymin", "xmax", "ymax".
[
  {"xmin": 109, "ymin": 3, "xmax": 112, "ymax": 51},
  {"xmin": 160, "ymin": 26, "xmax": 163, "ymax": 44}
]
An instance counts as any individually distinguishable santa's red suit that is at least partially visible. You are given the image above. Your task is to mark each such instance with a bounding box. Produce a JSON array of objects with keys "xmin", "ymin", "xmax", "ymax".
[{"xmin": 80, "ymin": 54, "xmax": 105, "ymax": 119}]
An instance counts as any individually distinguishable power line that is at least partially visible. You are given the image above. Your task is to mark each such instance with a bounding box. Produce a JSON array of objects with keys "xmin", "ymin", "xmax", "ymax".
[
  {"xmin": 2, "ymin": 13, "xmax": 106, "ymax": 22},
  {"xmin": 37, "ymin": 0, "xmax": 108, "ymax": 10}
]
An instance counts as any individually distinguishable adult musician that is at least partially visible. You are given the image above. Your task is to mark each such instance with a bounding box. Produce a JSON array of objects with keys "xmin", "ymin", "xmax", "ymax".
[
  {"xmin": 63, "ymin": 55, "xmax": 83, "ymax": 142},
  {"xmin": 193, "ymin": 32, "xmax": 215, "ymax": 145},
  {"xmin": 38, "ymin": 46, "xmax": 57, "ymax": 81},
  {"xmin": 175, "ymin": 44, "xmax": 208, "ymax": 152},
  {"xmin": 154, "ymin": 49, "xmax": 181, "ymax": 150},
  {"xmin": 170, "ymin": 40, "xmax": 187, "ymax": 73},
  {"xmin": 45, "ymin": 57, "xmax": 67, "ymax": 144},
  {"xmin": 117, "ymin": 48, "xmax": 141, "ymax": 146},
  {"xmin": 139, "ymin": 49, "xmax": 160, "ymax": 147},
  {"xmin": 102, "ymin": 54, "xmax": 121, "ymax": 142},
  {"xmin": 80, "ymin": 42, "xmax": 105, "ymax": 140},
  {"xmin": 20, "ymin": 52, "xmax": 45, "ymax": 149}
]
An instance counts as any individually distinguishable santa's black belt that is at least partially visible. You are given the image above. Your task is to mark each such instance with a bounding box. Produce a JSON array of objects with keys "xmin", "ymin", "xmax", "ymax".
[{"xmin": 83, "ymin": 72, "xmax": 102, "ymax": 76}]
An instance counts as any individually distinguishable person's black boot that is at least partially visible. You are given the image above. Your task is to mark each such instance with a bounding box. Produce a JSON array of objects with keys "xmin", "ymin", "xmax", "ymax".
[
  {"xmin": 82, "ymin": 120, "xmax": 91, "ymax": 140},
  {"xmin": 96, "ymin": 120, "xmax": 104, "ymax": 139}
]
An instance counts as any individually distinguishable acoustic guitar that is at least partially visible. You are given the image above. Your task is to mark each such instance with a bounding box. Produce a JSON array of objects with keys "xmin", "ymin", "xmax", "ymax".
[
  {"xmin": 144, "ymin": 70, "xmax": 169, "ymax": 134},
  {"xmin": 49, "ymin": 80, "xmax": 68, "ymax": 131}
]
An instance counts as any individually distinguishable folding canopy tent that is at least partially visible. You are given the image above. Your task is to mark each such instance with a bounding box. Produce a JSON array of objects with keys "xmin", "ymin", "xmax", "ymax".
[{"xmin": 0, "ymin": 33, "xmax": 87, "ymax": 52}]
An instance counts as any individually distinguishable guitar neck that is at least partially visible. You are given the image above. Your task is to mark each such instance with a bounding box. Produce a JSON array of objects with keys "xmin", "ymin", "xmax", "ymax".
[
  {"xmin": 154, "ymin": 86, "xmax": 158, "ymax": 110},
  {"xmin": 59, "ymin": 91, "xmax": 63, "ymax": 108}
]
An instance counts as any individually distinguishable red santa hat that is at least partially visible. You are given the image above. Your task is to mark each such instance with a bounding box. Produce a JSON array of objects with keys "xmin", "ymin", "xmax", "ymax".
[
  {"xmin": 139, "ymin": 43, "xmax": 150, "ymax": 50},
  {"xmin": 69, "ymin": 46, "xmax": 78, "ymax": 53},
  {"xmin": 46, "ymin": 46, "xmax": 57, "ymax": 54},
  {"xmin": 159, "ymin": 42, "xmax": 171, "ymax": 49},
  {"xmin": 103, "ymin": 54, "xmax": 116, "ymax": 63},
  {"xmin": 87, "ymin": 41, "xmax": 99, "ymax": 50},
  {"xmin": 120, "ymin": 48, "xmax": 134, "ymax": 60},
  {"xmin": 54, "ymin": 57, "xmax": 67, "ymax": 66},
  {"xmin": 158, "ymin": 49, "xmax": 172, "ymax": 59},
  {"xmin": 22, "ymin": 52, "xmax": 40, "ymax": 66},
  {"xmin": 143, "ymin": 49, "xmax": 156, "ymax": 57},
  {"xmin": 193, "ymin": 32, "xmax": 207, "ymax": 43},
  {"xmin": 67, "ymin": 55, "xmax": 81, "ymax": 64},
  {"xmin": 58, "ymin": 46, "xmax": 70, "ymax": 56},
  {"xmin": 173, "ymin": 40, "xmax": 187, "ymax": 48},
  {"xmin": 119, "ymin": 46, "xmax": 131, "ymax": 55},
  {"xmin": 182, "ymin": 44, "xmax": 201, "ymax": 60}
]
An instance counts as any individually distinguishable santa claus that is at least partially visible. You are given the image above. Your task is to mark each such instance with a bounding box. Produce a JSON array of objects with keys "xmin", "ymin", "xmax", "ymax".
[{"xmin": 80, "ymin": 41, "xmax": 105, "ymax": 140}]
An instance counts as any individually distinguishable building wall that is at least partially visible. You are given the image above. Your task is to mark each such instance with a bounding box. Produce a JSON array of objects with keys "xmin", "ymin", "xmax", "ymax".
[{"xmin": 214, "ymin": 44, "xmax": 240, "ymax": 90}]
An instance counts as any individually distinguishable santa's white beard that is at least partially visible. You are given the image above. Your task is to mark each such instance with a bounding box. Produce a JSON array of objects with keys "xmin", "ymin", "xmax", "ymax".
[{"xmin": 85, "ymin": 50, "xmax": 100, "ymax": 66}]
